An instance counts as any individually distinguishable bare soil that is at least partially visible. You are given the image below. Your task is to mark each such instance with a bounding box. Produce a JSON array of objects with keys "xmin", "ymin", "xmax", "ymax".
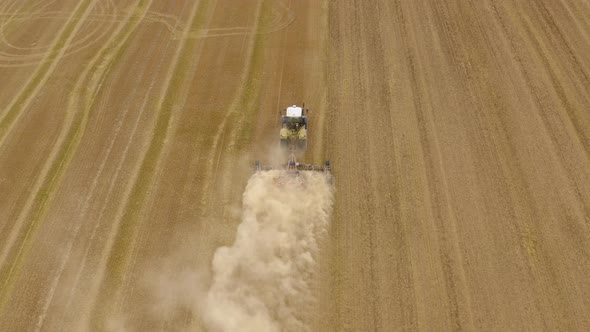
[{"xmin": 0, "ymin": 0, "xmax": 588, "ymax": 331}]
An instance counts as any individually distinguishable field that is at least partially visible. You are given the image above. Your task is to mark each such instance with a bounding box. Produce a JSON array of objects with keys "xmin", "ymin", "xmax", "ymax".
[{"xmin": 0, "ymin": 0, "xmax": 589, "ymax": 330}]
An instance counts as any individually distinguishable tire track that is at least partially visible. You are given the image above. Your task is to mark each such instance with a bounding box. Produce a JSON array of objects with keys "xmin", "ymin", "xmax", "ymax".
[
  {"xmin": 114, "ymin": 0, "xmax": 201, "ymax": 315},
  {"xmin": 110, "ymin": 3, "xmax": 272, "ymax": 329},
  {"xmin": 33, "ymin": 8, "xmax": 173, "ymax": 330},
  {"xmin": 149, "ymin": 2, "xmax": 275, "ymax": 328},
  {"xmin": 0, "ymin": 0, "xmax": 81, "ymax": 53},
  {"xmin": 58, "ymin": 31, "xmax": 172, "ymax": 331},
  {"xmin": 196, "ymin": 0, "xmax": 270, "ymax": 215},
  {"xmin": 0, "ymin": 0, "xmax": 57, "ymax": 52},
  {"xmin": 0, "ymin": 0, "xmax": 118, "ymax": 67},
  {"xmin": 0, "ymin": 0, "xmax": 153, "ymax": 319},
  {"xmin": 1, "ymin": 0, "xmax": 114, "ymax": 52},
  {"xmin": 0, "ymin": 0, "xmax": 122, "ymax": 268},
  {"xmin": 87, "ymin": 0, "xmax": 212, "ymax": 327},
  {"xmin": 183, "ymin": 0, "xmax": 293, "ymax": 40},
  {"xmin": 0, "ymin": 2, "xmax": 184, "ymax": 68},
  {"xmin": 0, "ymin": 0, "xmax": 18, "ymax": 12},
  {"xmin": 0, "ymin": 0, "xmax": 100, "ymax": 271},
  {"xmin": 56, "ymin": 4, "xmax": 192, "ymax": 327},
  {"xmin": 107, "ymin": 2, "xmax": 275, "ymax": 328},
  {"xmin": 0, "ymin": 0, "xmax": 99, "ymax": 147}
]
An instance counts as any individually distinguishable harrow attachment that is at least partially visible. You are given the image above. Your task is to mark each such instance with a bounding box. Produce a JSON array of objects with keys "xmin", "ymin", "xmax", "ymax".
[
  {"xmin": 255, "ymin": 159, "xmax": 332, "ymax": 174},
  {"xmin": 254, "ymin": 153, "xmax": 333, "ymax": 187}
]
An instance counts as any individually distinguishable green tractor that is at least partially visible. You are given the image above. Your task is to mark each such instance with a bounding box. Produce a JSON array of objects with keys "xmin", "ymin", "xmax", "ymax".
[
  {"xmin": 253, "ymin": 104, "xmax": 333, "ymax": 186},
  {"xmin": 280, "ymin": 105, "xmax": 307, "ymax": 150}
]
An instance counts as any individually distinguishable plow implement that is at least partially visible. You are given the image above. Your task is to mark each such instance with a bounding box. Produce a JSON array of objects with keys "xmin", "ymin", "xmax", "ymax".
[
  {"xmin": 255, "ymin": 153, "xmax": 332, "ymax": 175},
  {"xmin": 255, "ymin": 151, "xmax": 333, "ymax": 188}
]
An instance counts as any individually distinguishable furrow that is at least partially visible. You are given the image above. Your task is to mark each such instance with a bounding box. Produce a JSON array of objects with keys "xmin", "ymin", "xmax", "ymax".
[
  {"xmin": 0, "ymin": 0, "xmax": 99, "ymax": 147},
  {"xmin": 87, "ymin": 0, "xmax": 212, "ymax": 327},
  {"xmin": 0, "ymin": 0, "xmax": 153, "ymax": 316}
]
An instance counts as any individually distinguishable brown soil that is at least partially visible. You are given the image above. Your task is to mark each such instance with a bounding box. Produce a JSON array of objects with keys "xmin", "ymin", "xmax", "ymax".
[{"xmin": 0, "ymin": 0, "xmax": 588, "ymax": 331}]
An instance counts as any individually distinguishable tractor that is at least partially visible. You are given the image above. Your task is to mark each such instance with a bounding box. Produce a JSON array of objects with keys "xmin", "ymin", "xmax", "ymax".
[{"xmin": 254, "ymin": 103, "xmax": 333, "ymax": 187}]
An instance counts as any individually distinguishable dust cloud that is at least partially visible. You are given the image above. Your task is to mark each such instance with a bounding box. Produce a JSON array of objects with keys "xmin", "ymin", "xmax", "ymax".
[{"xmin": 202, "ymin": 170, "xmax": 334, "ymax": 332}]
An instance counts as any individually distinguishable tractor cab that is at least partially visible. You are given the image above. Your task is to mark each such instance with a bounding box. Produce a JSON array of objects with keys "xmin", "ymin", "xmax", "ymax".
[
  {"xmin": 280, "ymin": 105, "xmax": 308, "ymax": 150},
  {"xmin": 282, "ymin": 105, "xmax": 307, "ymax": 129}
]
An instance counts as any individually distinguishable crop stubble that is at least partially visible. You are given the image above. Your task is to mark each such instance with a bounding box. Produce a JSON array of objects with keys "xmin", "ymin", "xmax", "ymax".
[{"xmin": 0, "ymin": 0, "xmax": 588, "ymax": 331}]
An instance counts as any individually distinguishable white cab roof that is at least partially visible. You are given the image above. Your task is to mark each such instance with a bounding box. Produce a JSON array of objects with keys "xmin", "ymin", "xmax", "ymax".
[{"xmin": 286, "ymin": 105, "xmax": 303, "ymax": 117}]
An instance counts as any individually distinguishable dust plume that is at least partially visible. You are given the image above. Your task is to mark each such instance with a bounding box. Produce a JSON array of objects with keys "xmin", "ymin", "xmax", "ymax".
[{"xmin": 202, "ymin": 170, "xmax": 334, "ymax": 332}]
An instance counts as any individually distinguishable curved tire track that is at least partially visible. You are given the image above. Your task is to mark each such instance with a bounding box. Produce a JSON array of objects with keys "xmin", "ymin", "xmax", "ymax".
[
  {"xmin": 0, "ymin": 0, "xmax": 154, "ymax": 322},
  {"xmin": 0, "ymin": 0, "xmax": 100, "ymax": 147}
]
